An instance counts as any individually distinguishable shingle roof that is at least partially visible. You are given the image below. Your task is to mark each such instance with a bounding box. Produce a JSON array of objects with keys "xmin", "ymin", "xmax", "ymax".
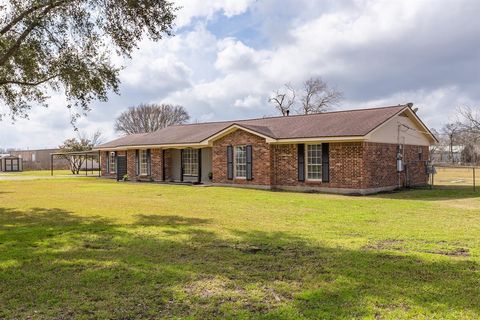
[{"xmin": 97, "ymin": 105, "xmax": 409, "ymax": 148}]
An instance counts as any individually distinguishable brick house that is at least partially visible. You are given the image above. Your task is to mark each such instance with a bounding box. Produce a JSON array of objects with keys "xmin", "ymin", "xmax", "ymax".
[{"xmin": 95, "ymin": 104, "xmax": 437, "ymax": 194}]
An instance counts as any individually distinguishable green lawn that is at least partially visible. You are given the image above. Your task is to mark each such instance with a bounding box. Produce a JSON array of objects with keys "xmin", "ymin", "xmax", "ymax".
[
  {"xmin": 0, "ymin": 170, "xmax": 94, "ymax": 177},
  {"xmin": 0, "ymin": 176, "xmax": 479, "ymax": 319}
]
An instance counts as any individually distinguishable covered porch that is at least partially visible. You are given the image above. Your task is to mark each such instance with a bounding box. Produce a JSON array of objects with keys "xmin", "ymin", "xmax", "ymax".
[
  {"xmin": 101, "ymin": 147, "xmax": 213, "ymax": 184},
  {"xmin": 163, "ymin": 147, "xmax": 213, "ymax": 184}
]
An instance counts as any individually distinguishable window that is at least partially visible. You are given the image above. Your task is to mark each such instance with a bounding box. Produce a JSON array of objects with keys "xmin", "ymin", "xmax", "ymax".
[
  {"xmin": 235, "ymin": 146, "xmax": 247, "ymax": 178},
  {"xmin": 306, "ymin": 144, "xmax": 322, "ymax": 180},
  {"xmin": 31, "ymin": 153, "xmax": 36, "ymax": 162},
  {"xmin": 182, "ymin": 149, "xmax": 198, "ymax": 176},
  {"xmin": 109, "ymin": 152, "xmax": 116, "ymax": 173},
  {"xmin": 139, "ymin": 150, "xmax": 148, "ymax": 175},
  {"xmin": 418, "ymin": 146, "xmax": 423, "ymax": 161}
]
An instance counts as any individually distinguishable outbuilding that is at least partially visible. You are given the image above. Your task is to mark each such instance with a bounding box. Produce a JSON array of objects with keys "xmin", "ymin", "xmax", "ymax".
[{"xmin": 0, "ymin": 155, "xmax": 23, "ymax": 172}]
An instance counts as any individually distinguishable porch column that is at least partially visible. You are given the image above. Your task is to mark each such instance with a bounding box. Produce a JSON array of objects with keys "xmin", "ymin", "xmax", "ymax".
[{"xmin": 197, "ymin": 148, "xmax": 202, "ymax": 183}]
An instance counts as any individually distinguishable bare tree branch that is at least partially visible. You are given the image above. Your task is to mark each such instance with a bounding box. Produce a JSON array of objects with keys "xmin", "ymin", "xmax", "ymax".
[
  {"xmin": 114, "ymin": 103, "xmax": 190, "ymax": 134},
  {"xmin": 268, "ymin": 83, "xmax": 295, "ymax": 116},
  {"xmin": 299, "ymin": 77, "xmax": 343, "ymax": 114}
]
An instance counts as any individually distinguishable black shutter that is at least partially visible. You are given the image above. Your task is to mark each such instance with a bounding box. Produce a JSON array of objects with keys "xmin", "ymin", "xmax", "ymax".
[
  {"xmin": 227, "ymin": 145, "xmax": 233, "ymax": 180},
  {"xmin": 146, "ymin": 149, "xmax": 151, "ymax": 176},
  {"xmin": 246, "ymin": 145, "xmax": 253, "ymax": 180},
  {"xmin": 180, "ymin": 149, "xmax": 184, "ymax": 182},
  {"xmin": 322, "ymin": 143, "xmax": 330, "ymax": 183},
  {"xmin": 105, "ymin": 151, "xmax": 109, "ymax": 173},
  {"xmin": 114, "ymin": 151, "xmax": 118, "ymax": 174},
  {"xmin": 298, "ymin": 144, "xmax": 305, "ymax": 181},
  {"xmin": 197, "ymin": 149, "xmax": 202, "ymax": 183},
  {"xmin": 135, "ymin": 149, "xmax": 139, "ymax": 175}
]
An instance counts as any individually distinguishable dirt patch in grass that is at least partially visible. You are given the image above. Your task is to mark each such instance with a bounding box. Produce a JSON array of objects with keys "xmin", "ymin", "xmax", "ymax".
[
  {"xmin": 426, "ymin": 247, "xmax": 470, "ymax": 257},
  {"xmin": 362, "ymin": 239, "xmax": 405, "ymax": 251}
]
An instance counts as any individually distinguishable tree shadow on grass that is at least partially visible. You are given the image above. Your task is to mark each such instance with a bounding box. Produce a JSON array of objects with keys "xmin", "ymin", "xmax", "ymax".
[
  {"xmin": 0, "ymin": 208, "xmax": 478, "ymax": 319},
  {"xmin": 133, "ymin": 214, "xmax": 211, "ymax": 227},
  {"xmin": 370, "ymin": 187, "xmax": 480, "ymax": 201}
]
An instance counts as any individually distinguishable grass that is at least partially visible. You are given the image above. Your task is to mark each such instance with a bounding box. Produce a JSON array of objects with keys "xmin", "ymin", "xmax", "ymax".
[
  {"xmin": 0, "ymin": 169, "xmax": 95, "ymax": 176},
  {"xmin": 0, "ymin": 174, "xmax": 479, "ymax": 319},
  {"xmin": 434, "ymin": 166, "xmax": 480, "ymax": 187}
]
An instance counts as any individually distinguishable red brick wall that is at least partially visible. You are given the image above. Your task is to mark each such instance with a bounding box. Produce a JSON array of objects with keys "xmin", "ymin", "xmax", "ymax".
[
  {"xmin": 272, "ymin": 142, "xmax": 428, "ymax": 190},
  {"xmin": 123, "ymin": 148, "xmax": 164, "ymax": 181},
  {"xmin": 272, "ymin": 142, "xmax": 366, "ymax": 189},
  {"xmin": 212, "ymin": 130, "xmax": 272, "ymax": 185},
  {"xmin": 151, "ymin": 149, "xmax": 163, "ymax": 181}
]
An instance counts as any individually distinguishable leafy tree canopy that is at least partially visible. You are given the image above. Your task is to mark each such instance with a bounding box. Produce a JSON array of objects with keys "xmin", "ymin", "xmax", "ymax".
[{"xmin": 0, "ymin": 0, "xmax": 177, "ymax": 123}]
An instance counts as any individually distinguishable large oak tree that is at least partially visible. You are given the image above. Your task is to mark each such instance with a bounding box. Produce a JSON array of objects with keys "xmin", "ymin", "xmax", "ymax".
[{"xmin": 0, "ymin": 0, "xmax": 177, "ymax": 122}]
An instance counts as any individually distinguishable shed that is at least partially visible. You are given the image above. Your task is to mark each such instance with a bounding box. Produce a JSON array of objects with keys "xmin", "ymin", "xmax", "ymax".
[{"xmin": 0, "ymin": 155, "xmax": 23, "ymax": 172}]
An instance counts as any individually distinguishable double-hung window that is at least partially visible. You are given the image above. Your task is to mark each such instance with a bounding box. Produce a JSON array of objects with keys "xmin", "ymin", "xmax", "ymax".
[
  {"xmin": 109, "ymin": 152, "xmax": 116, "ymax": 173},
  {"xmin": 182, "ymin": 149, "xmax": 198, "ymax": 176},
  {"xmin": 139, "ymin": 150, "xmax": 148, "ymax": 175},
  {"xmin": 306, "ymin": 144, "xmax": 322, "ymax": 180},
  {"xmin": 235, "ymin": 146, "xmax": 247, "ymax": 178}
]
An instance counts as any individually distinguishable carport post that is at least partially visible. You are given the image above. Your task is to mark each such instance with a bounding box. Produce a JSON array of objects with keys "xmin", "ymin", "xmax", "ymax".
[
  {"xmin": 98, "ymin": 151, "xmax": 101, "ymax": 177},
  {"xmin": 473, "ymin": 166, "xmax": 475, "ymax": 192},
  {"xmin": 51, "ymin": 154, "xmax": 53, "ymax": 176}
]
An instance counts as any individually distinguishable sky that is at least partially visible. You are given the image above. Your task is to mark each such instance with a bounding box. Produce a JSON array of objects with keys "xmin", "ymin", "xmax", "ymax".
[{"xmin": 1, "ymin": 0, "xmax": 480, "ymax": 149}]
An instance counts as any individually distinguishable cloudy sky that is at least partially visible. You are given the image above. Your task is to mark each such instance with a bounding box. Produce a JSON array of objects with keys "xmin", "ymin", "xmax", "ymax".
[{"xmin": 1, "ymin": 0, "xmax": 479, "ymax": 149}]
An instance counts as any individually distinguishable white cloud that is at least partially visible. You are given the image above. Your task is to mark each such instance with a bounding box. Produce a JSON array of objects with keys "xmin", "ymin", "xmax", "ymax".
[
  {"xmin": 175, "ymin": 0, "xmax": 255, "ymax": 27},
  {"xmin": 234, "ymin": 95, "xmax": 263, "ymax": 109},
  {"xmin": 215, "ymin": 38, "xmax": 268, "ymax": 73}
]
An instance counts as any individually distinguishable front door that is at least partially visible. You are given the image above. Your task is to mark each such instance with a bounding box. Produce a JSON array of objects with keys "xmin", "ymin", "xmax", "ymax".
[{"xmin": 116, "ymin": 156, "xmax": 127, "ymax": 181}]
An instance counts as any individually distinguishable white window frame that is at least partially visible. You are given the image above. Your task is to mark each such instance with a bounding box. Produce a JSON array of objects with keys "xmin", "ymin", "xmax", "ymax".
[
  {"xmin": 139, "ymin": 150, "xmax": 148, "ymax": 175},
  {"xmin": 109, "ymin": 152, "xmax": 116, "ymax": 174},
  {"xmin": 306, "ymin": 144, "xmax": 322, "ymax": 181},
  {"xmin": 182, "ymin": 149, "xmax": 198, "ymax": 176},
  {"xmin": 234, "ymin": 145, "xmax": 247, "ymax": 179}
]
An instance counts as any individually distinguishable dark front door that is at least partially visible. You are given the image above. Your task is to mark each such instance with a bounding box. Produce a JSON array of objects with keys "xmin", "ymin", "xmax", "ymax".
[{"xmin": 116, "ymin": 156, "xmax": 127, "ymax": 181}]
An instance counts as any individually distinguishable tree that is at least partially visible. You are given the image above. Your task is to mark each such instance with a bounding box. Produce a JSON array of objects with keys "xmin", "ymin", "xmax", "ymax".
[
  {"xmin": 268, "ymin": 83, "xmax": 296, "ymax": 116},
  {"xmin": 0, "ymin": 0, "xmax": 177, "ymax": 123},
  {"xmin": 459, "ymin": 106, "xmax": 480, "ymax": 135},
  {"xmin": 299, "ymin": 77, "xmax": 343, "ymax": 114},
  {"xmin": 77, "ymin": 129, "xmax": 104, "ymax": 147},
  {"xmin": 269, "ymin": 77, "xmax": 343, "ymax": 116},
  {"xmin": 429, "ymin": 128, "xmax": 440, "ymax": 161},
  {"xmin": 114, "ymin": 103, "xmax": 190, "ymax": 134},
  {"xmin": 441, "ymin": 122, "xmax": 462, "ymax": 164},
  {"xmin": 58, "ymin": 136, "xmax": 94, "ymax": 174}
]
